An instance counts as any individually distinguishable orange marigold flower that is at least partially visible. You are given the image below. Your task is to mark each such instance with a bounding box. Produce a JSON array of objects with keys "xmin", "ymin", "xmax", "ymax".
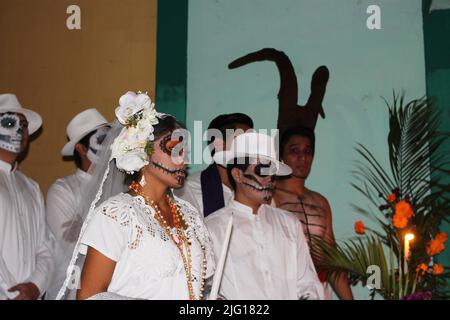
[
  {"xmin": 393, "ymin": 213, "xmax": 408, "ymax": 229},
  {"xmin": 426, "ymin": 239, "xmax": 445, "ymax": 256},
  {"xmin": 355, "ymin": 221, "xmax": 365, "ymax": 234},
  {"xmin": 387, "ymin": 193, "xmax": 396, "ymax": 203},
  {"xmin": 435, "ymin": 232, "xmax": 447, "ymax": 244},
  {"xmin": 416, "ymin": 263, "xmax": 428, "ymax": 275},
  {"xmin": 432, "ymin": 263, "xmax": 444, "ymax": 275},
  {"xmin": 395, "ymin": 200, "xmax": 414, "ymax": 219}
]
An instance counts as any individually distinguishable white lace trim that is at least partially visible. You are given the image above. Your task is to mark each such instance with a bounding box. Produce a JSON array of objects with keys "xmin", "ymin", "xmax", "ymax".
[{"xmin": 96, "ymin": 193, "xmax": 212, "ymax": 253}]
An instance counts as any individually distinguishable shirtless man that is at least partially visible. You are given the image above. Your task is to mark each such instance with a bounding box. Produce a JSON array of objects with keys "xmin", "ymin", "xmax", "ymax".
[{"xmin": 273, "ymin": 126, "xmax": 353, "ymax": 300}]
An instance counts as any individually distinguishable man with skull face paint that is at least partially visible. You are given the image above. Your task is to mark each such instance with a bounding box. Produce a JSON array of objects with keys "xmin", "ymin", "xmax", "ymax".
[
  {"xmin": 175, "ymin": 113, "xmax": 253, "ymax": 218},
  {"xmin": 45, "ymin": 108, "xmax": 110, "ymax": 299},
  {"xmin": 0, "ymin": 94, "xmax": 55, "ymax": 300},
  {"xmin": 205, "ymin": 132, "xmax": 324, "ymax": 299}
]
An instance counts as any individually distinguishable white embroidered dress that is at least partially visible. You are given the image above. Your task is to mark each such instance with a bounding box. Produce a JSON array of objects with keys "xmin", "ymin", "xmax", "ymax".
[{"xmin": 80, "ymin": 192, "xmax": 215, "ymax": 300}]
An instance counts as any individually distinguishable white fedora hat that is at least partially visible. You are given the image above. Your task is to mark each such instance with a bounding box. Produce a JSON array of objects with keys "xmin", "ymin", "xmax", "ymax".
[
  {"xmin": 61, "ymin": 108, "xmax": 109, "ymax": 156},
  {"xmin": 0, "ymin": 93, "xmax": 42, "ymax": 135},
  {"xmin": 213, "ymin": 132, "xmax": 292, "ymax": 176}
]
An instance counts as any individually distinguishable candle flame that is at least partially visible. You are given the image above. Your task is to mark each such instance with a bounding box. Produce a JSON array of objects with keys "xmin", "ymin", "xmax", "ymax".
[{"xmin": 405, "ymin": 233, "xmax": 415, "ymax": 241}]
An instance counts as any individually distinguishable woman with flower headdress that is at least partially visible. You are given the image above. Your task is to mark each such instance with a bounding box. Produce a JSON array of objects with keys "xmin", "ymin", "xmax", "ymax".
[{"xmin": 56, "ymin": 91, "xmax": 215, "ymax": 300}]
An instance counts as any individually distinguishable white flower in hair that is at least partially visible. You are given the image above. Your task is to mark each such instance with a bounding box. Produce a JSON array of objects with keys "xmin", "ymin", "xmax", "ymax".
[
  {"xmin": 115, "ymin": 149, "xmax": 149, "ymax": 174},
  {"xmin": 111, "ymin": 91, "xmax": 162, "ymax": 174},
  {"xmin": 115, "ymin": 91, "xmax": 155, "ymax": 126}
]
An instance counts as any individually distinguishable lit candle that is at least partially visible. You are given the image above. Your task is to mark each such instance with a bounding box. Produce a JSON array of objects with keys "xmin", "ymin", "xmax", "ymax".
[
  {"xmin": 209, "ymin": 214, "xmax": 233, "ymax": 300},
  {"xmin": 404, "ymin": 233, "xmax": 414, "ymax": 273}
]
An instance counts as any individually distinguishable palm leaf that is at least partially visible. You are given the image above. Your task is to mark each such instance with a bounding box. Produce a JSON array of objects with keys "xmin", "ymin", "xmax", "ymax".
[
  {"xmin": 341, "ymin": 92, "xmax": 450, "ymax": 299},
  {"xmin": 311, "ymin": 235, "xmax": 394, "ymax": 296}
]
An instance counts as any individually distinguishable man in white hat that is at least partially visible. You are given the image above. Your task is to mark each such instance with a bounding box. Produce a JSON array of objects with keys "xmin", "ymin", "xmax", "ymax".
[
  {"xmin": 45, "ymin": 108, "xmax": 110, "ymax": 299},
  {"xmin": 0, "ymin": 93, "xmax": 55, "ymax": 300},
  {"xmin": 175, "ymin": 113, "xmax": 253, "ymax": 219},
  {"xmin": 205, "ymin": 132, "xmax": 324, "ymax": 300}
]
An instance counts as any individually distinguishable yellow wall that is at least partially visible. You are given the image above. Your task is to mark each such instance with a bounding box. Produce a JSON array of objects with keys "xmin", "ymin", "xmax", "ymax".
[{"xmin": 0, "ymin": 0, "xmax": 158, "ymax": 194}]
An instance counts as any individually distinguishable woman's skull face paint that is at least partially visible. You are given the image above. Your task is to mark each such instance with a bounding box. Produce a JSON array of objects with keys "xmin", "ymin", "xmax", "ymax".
[
  {"xmin": 150, "ymin": 132, "xmax": 187, "ymax": 187},
  {"xmin": 0, "ymin": 112, "xmax": 26, "ymax": 153},
  {"xmin": 159, "ymin": 133, "xmax": 185, "ymax": 158},
  {"xmin": 240, "ymin": 160, "xmax": 277, "ymax": 203},
  {"xmin": 86, "ymin": 126, "xmax": 111, "ymax": 164}
]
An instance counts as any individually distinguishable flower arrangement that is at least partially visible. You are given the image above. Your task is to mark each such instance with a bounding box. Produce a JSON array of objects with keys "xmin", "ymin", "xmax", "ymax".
[
  {"xmin": 111, "ymin": 91, "xmax": 164, "ymax": 173},
  {"xmin": 312, "ymin": 93, "xmax": 450, "ymax": 300}
]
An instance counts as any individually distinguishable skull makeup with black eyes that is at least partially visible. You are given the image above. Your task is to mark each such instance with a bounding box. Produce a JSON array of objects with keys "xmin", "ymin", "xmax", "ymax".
[
  {"xmin": 150, "ymin": 133, "xmax": 187, "ymax": 186},
  {"xmin": 86, "ymin": 126, "xmax": 111, "ymax": 164},
  {"xmin": 241, "ymin": 162, "xmax": 277, "ymax": 203},
  {"xmin": 0, "ymin": 112, "xmax": 26, "ymax": 153},
  {"xmin": 151, "ymin": 161, "xmax": 187, "ymax": 185},
  {"xmin": 159, "ymin": 132, "xmax": 186, "ymax": 159}
]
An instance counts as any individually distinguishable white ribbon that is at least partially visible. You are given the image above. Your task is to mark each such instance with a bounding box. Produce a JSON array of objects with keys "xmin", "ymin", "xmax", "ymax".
[{"xmin": 209, "ymin": 214, "xmax": 233, "ymax": 300}]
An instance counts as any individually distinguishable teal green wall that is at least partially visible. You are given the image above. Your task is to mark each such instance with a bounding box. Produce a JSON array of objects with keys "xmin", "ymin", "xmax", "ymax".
[
  {"xmin": 422, "ymin": 0, "xmax": 450, "ymax": 267},
  {"xmin": 185, "ymin": 0, "xmax": 427, "ymax": 299},
  {"xmin": 155, "ymin": 0, "xmax": 188, "ymax": 124},
  {"xmin": 156, "ymin": 0, "xmax": 448, "ymax": 299}
]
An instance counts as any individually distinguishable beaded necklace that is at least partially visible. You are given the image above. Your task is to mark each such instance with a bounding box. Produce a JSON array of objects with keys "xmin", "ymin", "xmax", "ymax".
[{"xmin": 130, "ymin": 181, "xmax": 207, "ymax": 300}]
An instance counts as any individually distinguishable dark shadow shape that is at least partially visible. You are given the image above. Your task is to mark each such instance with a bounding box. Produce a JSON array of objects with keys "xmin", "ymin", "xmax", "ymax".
[{"xmin": 228, "ymin": 48, "xmax": 329, "ymax": 135}]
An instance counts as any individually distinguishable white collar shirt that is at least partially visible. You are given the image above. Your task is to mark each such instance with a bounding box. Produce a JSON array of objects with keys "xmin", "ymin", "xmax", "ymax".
[
  {"xmin": 0, "ymin": 160, "xmax": 55, "ymax": 299},
  {"xmin": 45, "ymin": 169, "xmax": 91, "ymax": 299},
  {"xmin": 205, "ymin": 200, "xmax": 324, "ymax": 300},
  {"xmin": 174, "ymin": 170, "xmax": 234, "ymax": 219}
]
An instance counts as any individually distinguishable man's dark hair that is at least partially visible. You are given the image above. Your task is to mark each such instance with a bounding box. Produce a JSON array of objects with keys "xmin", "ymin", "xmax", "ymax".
[
  {"xmin": 73, "ymin": 130, "xmax": 96, "ymax": 168},
  {"xmin": 280, "ymin": 126, "xmax": 315, "ymax": 159},
  {"xmin": 226, "ymin": 157, "xmax": 251, "ymax": 190},
  {"xmin": 207, "ymin": 113, "xmax": 254, "ymax": 156}
]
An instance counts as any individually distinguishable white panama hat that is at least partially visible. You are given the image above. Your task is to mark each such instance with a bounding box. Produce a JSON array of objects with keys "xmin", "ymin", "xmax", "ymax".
[
  {"xmin": 213, "ymin": 131, "xmax": 292, "ymax": 176},
  {"xmin": 61, "ymin": 108, "xmax": 109, "ymax": 156},
  {"xmin": 0, "ymin": 93, "xmax": 42, "ymax": 135}
]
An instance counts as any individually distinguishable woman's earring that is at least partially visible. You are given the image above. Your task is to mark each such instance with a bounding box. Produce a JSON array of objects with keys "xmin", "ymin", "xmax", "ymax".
[{"xmin": 139, "ymin": 174, "xmax": 147, "ymax": 187}]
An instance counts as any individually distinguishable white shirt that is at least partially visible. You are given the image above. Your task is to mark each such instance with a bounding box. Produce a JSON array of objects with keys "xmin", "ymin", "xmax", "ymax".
[
  {"xmin": 45, "ymin": 169, "xmax": 91, "ymax": 299},
  {"xmin": 47, "ymin": 169, "xmax": 91, "ymax": 251},
  {"xmin": 205, "ymin": 200, "xmax": 324, "ymax": 300},
  {"xmin": 174, "ymin": 170, "xmax": 234, "ymax": 218},
  {"xmin": 0, "ymin": 160, "xmax": 55, "ymax": 299},
  {"xmin": 80, "ymin": 192, "xmax": 215, "ymax": 299}
]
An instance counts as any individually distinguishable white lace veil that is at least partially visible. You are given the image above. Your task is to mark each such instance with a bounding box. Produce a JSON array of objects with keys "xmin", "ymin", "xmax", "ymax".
[
  {"xmin": 78, "ymin": 121, "xmax": 129, "ymax": 223},
  {"xmin": 56, "ymin": 120, "xmax": 129, "ymax": 300}
]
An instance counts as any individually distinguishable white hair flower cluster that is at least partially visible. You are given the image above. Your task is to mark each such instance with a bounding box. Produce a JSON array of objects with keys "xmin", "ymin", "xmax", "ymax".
[{"xmin": 111, "ymin": 91, "xmax": 163, "ymax": 173}]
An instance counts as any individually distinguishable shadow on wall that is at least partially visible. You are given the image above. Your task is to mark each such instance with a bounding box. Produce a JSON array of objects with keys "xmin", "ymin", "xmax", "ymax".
[{"xmin": 228, "ymin": 48, "xmax": 329, "ymax": 135}]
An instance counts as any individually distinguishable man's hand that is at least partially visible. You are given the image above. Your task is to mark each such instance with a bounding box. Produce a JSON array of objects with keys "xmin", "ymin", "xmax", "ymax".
[{"xmin": 8, "ymin": 282, "xmax": 41, "ymax": 300}]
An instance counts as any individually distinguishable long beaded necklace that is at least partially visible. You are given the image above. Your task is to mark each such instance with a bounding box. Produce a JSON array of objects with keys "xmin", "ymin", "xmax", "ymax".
[{"xmin": 130, "ymin": 181, "xmax": 208, "ymax": 300}]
